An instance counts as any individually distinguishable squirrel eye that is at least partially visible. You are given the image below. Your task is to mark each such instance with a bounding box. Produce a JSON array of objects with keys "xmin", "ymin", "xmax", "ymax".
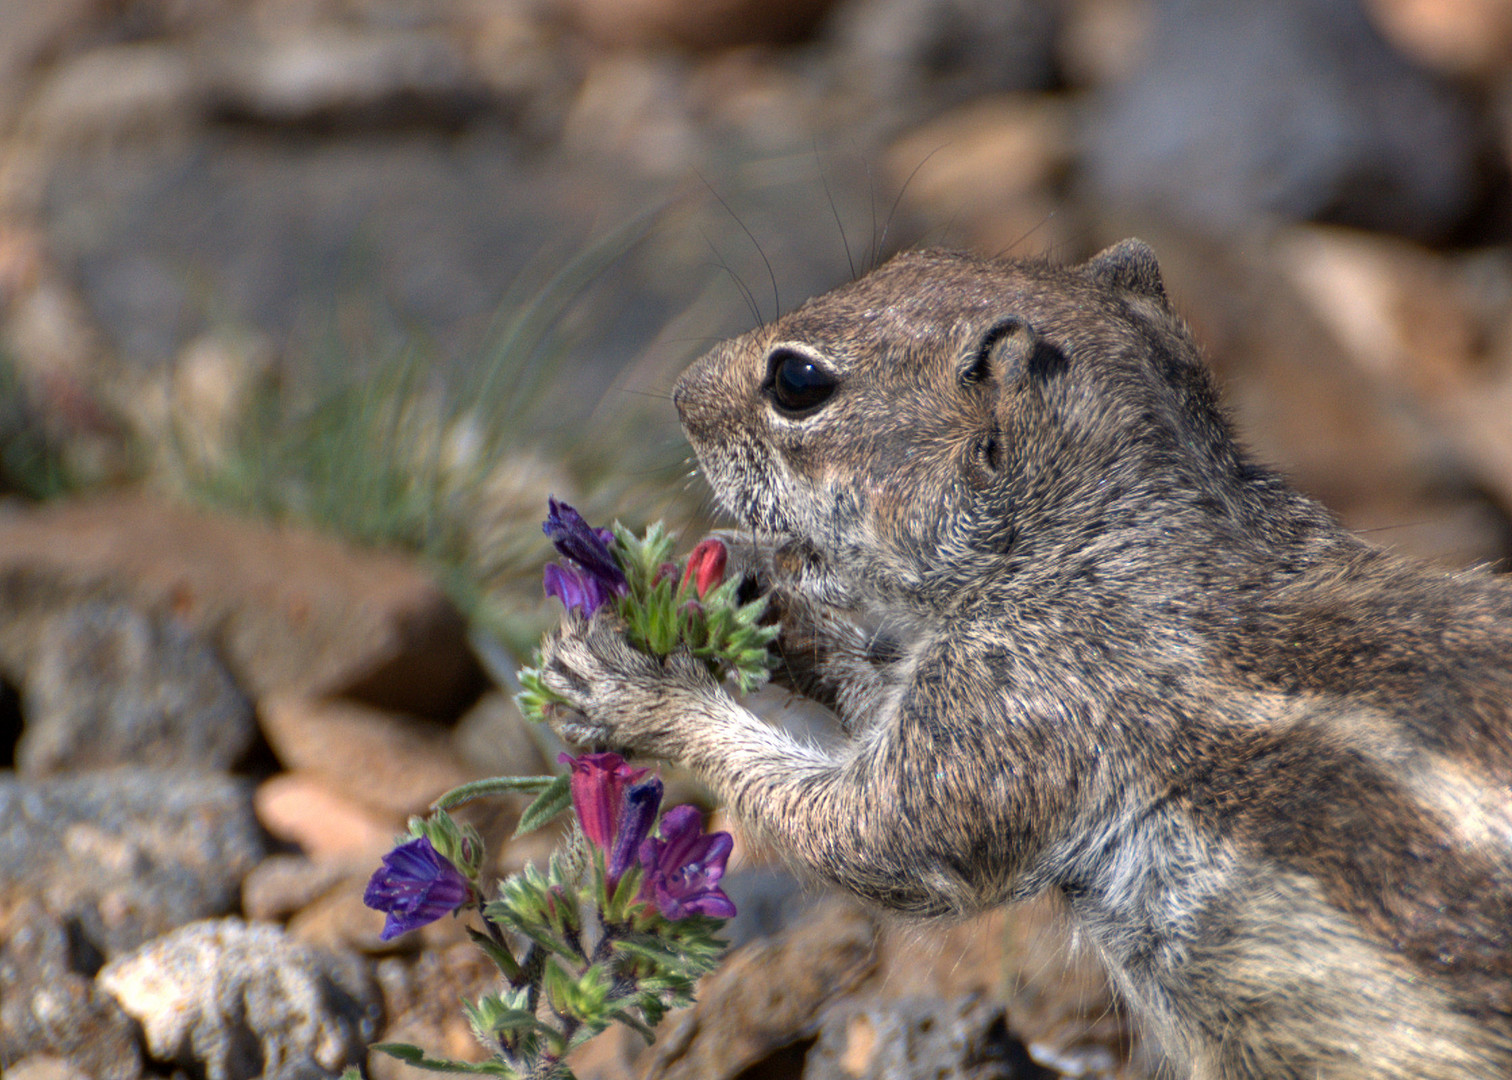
[{"xmin": 766, "ymin": 349, "xmax": 837, "ymax": 415}]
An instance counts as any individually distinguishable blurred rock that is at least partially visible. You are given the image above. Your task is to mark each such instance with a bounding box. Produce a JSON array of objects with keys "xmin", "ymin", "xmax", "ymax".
[
  {"xmin": 643, "ymin": 899, "xmax": 877, "ymax": 1080},
  {"xmin": 0, "ymin": 897, "xmax": 143, "ymax": 1080},
  {"xmin": 718, "ymin": 866, "xmax": 827, "ymax": 948},
  {"xmin": 261, "ymin": 693, "xmax": 472, "ymax": 816},
  {"xmin": 804, "ymin": 995, "xmax": 1052, "ymax": 1080},
  {"xmin": 285, "ymin": 879, "xmax": 393, "ymax": 954},
  {"xmin": 1275, "ymin": 225, "xmax": 1512, "ymax": 516},
  {"xmin": 1055, "ymin": 0, "xmax": 1152, "ymax": 89},
  {"xmin": 1, "ymin": 1056, "xmax": 96, "ymax": 1080},
  {"xmin": 1364, "ymin": 0, "xmax": 1512, "ymax": 78},
  {"xmin": 0, "ymin": 0, "xmax": 100, "ymax": 124},
  {"xmin": 1084, "ymin": 0, "xmax": 1486, "ymax": 242},
  {"xmin": 20, "ymin": 44, "xmax": 197, "ymax": 144},
  {"xmin": 97, "ymin": 918, "xmax": 380, "ymax": 1080},
  {"xmin": 1089, "ymin": 224, "xmax": 1512, "ymax": 571},
  {"xmin": 242, "ymin": 853, "xmax": 354, "ymax": 924},
  {"xmin": 370, "ymin": 943, "xmax": 500, "ymax": 1079},
  {"xmin": 160, "ymin": 330, "xmax": 279, "ymax": 475},
  {"xmin": 15, "ymin": 599, "xmax": 255, "ymax": 776},
  {"xmin": 885, "ymin": 94, "xmax": 1073, "ymax": 254},
  {"xmin": 0, "ymin": 493, "xmax": 484, "ymax": 716},
  {"xmin": 561, "ymin": 55, "xmax": 703, "ymax": 177},
  {"xmin": 0, "ymin": 769, "xmax": 264, "ymax": 960},
  {"xmin": 564, "ymin": 0, "xmax": 836, "ymax": 49},
  {"xmin": 205, "ymin": 29, "xmax": 490, "ymax": 128},
  {"xmin": 828, "ymin": 0, "xmax": 1060, "ymax": 117},
  {"xmin": 451, "ymin": 689, "xmax": 550, "ymax": 779},
  {"xmin": 254, "ymin": 771, "xmax": 399, "ymax": 861}
]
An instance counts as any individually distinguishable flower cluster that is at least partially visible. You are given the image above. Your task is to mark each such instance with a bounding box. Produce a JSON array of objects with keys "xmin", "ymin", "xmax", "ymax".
[
  {"xmin": 519, "ymin": 500, "xmax": 779, "ymax": 723},
  {"xmin": 562, "ymin": 751, "xmax": 735, "ymax": 921},
  {"xmin": 359, "ymin": 751, "xmax": 735, "ymax": 1078},
  {"xmin": 352, "ymin": 499, "xmax": 763, "ymax": 1080}
]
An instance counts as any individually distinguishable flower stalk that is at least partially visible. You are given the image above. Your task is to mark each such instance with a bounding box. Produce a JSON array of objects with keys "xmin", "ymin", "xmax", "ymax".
[
  {"xmin": 352, "ymin": 501, "xmax": 761, "ymax": 1079},
  {"xmin": 359, "ymin": 752, "xmax": 736, "ymax": 1079}
]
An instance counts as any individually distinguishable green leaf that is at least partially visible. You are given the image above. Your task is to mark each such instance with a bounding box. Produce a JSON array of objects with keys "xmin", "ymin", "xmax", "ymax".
[
  {"xmin": 610, "ymin": 933, "xmax": 686, "ymax": 969},
  {"xmin": 515, "ymin": 664, "xmax": 566, "ymax": 724},
  {"xmin": 463, "ymin": 992, "xmax": 548, "ymax": 1038},
  {"xmin": 466, "ymin": 925, "xmax": 522, "ymax": 982},
  {"xmin": 435, "ymin": 775, "xmax": 561, "ymax": 810},
  {"xmin": 371, "ymin": 1042, "xmax": 519, "ymax": 1076},
  {"xmin": 514, "ymin": 773, "xmax": 572, "ymax": 838},
  {"xmin": 604, "ymin": 864, "xmax": 644, "ymax": 924},
  {"xmin": 607, "ymin": 1004, "xmax": 659, "ymax": 1044}
]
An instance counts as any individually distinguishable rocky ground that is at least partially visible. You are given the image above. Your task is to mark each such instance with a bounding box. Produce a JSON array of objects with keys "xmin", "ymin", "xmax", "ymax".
[{"xmin": 5, "ymin": 0, "xmax": 1512, "ymax": 1078}]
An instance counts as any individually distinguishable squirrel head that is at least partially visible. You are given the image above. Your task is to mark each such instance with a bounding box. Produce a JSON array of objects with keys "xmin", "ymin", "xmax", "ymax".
[{"xmin": 675, "ymin": 240, "xmax": 1244, "ymax": 614}]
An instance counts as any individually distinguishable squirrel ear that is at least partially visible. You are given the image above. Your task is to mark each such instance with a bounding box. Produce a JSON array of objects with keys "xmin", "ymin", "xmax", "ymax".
[
  {"xmin": 1082, "ymin": 238, "xmax": 1166, "ymax": 304},
  {"xmin": 959, "ymin": 316, "xmax": 1065, "ymax": 386}
]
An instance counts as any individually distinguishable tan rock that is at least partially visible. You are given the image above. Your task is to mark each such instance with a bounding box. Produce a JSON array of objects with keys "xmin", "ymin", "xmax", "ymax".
[
  {"xmin": 0, "ymin": 492, "xmax": 482, "ymax": 715},
  {"xmin": 643, "ymin": 899, "xmax": 877, "ymax": 1080},
  {"xmin": 885, "ymin": 95, "xmax": 1073, "ymax": 257},
  {"xmin": 286, "ymin": 878, "xmax": 395, "ymax": 953},
  {"xmin": 371, "ymin": 944, "xmax": 499, "ymax": 1079},
  {"xmin": 1365, "ymin": 0, "xmax": 1512, "ymax": 78},
  {"xmin": 255, "ymin": 772, "xmax": 399, "ymax": 861},
  {"xmin": 1275, "ymin": 226, "xmax": 1512, "ymax": 516},
  {"xmin": 261, "ymin": 693, "xmax": 473, "ymax": 816},
  {"xmin": 242, "ymin": 853, "xmax": 353, "ymax": 923}
]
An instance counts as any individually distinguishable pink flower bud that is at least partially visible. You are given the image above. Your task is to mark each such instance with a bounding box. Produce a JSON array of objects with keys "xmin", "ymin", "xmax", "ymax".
[{"xmin": 682, "ymin": 538, "xmax": 727, "ymax": 599}]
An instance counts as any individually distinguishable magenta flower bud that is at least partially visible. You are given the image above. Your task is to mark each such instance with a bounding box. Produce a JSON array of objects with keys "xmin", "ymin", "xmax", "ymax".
[
  {"xmin": 363, "ymin": 836, "xmax": 472, "ymax": 941},
  {"xmin": 638, "ymin": 805, "xmax": 737, "ymax": 921},
  {"xmin": 681, "ymin": 538, "xmax": 728, "ymax": 599},
  {"xmin": 560, "ymin": 751, "xmax": 648, "ymax": 852}
]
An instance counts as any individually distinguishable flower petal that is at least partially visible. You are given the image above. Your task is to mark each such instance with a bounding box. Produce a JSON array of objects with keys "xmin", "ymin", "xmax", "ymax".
[
  {"xmin": 544, "ymin": 498, "xmax": 628, "ymax": 596},
  {"xmin": 560, "ymin": 752, "xmax": 648, "ymax": 852},
  {"xmin": 363, "ymin": 836, "xmax": 471, "ymax": 941},
  {"xmin": 609, "ymin": 777, "xmax": 663, "ymax": 883}
]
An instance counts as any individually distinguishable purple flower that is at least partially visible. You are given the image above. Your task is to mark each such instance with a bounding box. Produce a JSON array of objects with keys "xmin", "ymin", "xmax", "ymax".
[
  {"xmin": 610, "ymin": 778, "xmax": 663, "ymax": 884},
  {"xmin": 363, "ymin": 836, "xmax": 472, "ymax": 941},
  {"xmin": 544, "ymin": 562, "xmax": 617, "ymax": 617},
  {"xmin": 638, "ymin": 805, "xmax": 737, "ymax": 921},
  {"xmin": 542, "ymin": 498, "xmax": 627, "ymax": 616}
]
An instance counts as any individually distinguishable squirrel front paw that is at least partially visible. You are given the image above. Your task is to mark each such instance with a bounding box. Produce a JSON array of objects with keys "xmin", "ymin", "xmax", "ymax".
[{"xmin": 538, "ymin": 614, "xmax": 718, "ymax": 761}]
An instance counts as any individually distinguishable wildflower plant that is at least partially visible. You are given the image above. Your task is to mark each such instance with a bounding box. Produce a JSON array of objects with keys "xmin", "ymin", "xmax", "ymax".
[
  {"xmin": 518, "ymin": 498, "xmax": 778, "ymax": 717},
  {"xmin": 355, "ymin": 500, "xmax": 776, "ymax": 1079}
]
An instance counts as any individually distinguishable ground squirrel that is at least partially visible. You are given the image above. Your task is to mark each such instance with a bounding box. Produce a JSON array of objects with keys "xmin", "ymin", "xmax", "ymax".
[{"xmin": 539, "ymin": 240, "xmax": 1512, "ymax": 1079}]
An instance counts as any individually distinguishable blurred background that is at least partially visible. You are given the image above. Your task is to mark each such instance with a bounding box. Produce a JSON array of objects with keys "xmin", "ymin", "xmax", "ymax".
[{"xmin": 5, "ymin": 1, "xmax": 1512, "ymax": 1079}]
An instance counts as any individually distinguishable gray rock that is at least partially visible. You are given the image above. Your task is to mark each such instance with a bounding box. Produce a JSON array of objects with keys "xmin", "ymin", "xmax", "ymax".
[
  {"xmin": 16, "ymin": 599, "xmax": 255, "ymax": 775},
  {"xmin": 97, "ymin": 918, "xmax": 380, "ymax": 1080},
  {"xmin": 0, "ymin": 494, "xmax": 484, "ymax": 716},
  {"xmin": 0, "ymin": 898, "xmax": 143, "ymax": 1080},
  {"xmin": 719, "ymin": 866, "xmax": 826, "ymax": 949},
  {"xmin": 804, "ymin": 995, "xmax": 1052, "ymax": 1080},
  {"xmin": 1083, "ymin": 0, "xmax": 1485, "ymax": 242},
  {"xmin": 0, "ymin": 769, "xmax": 265, "ymax": 959},
  {"xmin": 829, "ymin": 0, "xmax": 1060, "ymax": 115}
]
